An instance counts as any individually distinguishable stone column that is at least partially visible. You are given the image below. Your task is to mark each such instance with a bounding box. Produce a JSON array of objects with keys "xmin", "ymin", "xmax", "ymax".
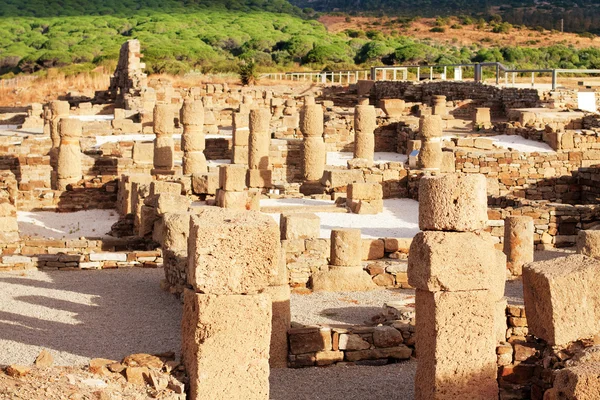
[
  {"xmin": 162, "ymin": 213, "xmax": 191, "ymax": 295},
  {"xmin": 503, "ymin": 216, "xmax": 534, "ymax": 276},
  {"xmin": 0, "ymin": 171, "xmax": 19, "ymax": 243},
  {"xmin": 183, "ymin": 208, "xmax": 279, "ymax": 399},
  {"xmin": 153, "ymin": 104, "xmax": 174, "ymax": 174},
  {"xmin": 474, "ymin": 107, "xmax": 491, "ymax": 129},
  {"xmin": 232, "ymin": 112, "xmax": 250, "ymax": 165},
  {"xmin": 408, "ymin": 173, "xmax": 504, "ymax": 400},
  {"xmin": 432, "ymin": 95, "xmax": 447, "ymax": 116},
  {"xmin": 418, "ymin": 115, "xmax": 443, "ymax": 171},
  {"xmin": 247, "ymin": 108, "xmax": 272, "ymax": 188},
  {"xmin": 56, "ymin": 118, "xmax": 83, "ymax": 190},
  {"xmin": 354, "ymin": 104, "xmax": 376, "ymax": 165},
  {"xmin": 217, "ymin": 164, "xmax": 249, "ymax": 210},
  {"xmin": 181, "ymin": 98, "xmax": 206, "ymax": 175},
  {"xmin": 49, "ymin": 100, "xmax": 70, "ymax": 148},
  {"xmin": 312, "ymin": 228, "xmax": 376, "ymax": 292},
  {"xmin": 301, "ymin": 97, "xmax": 325, "ymax": 182}
]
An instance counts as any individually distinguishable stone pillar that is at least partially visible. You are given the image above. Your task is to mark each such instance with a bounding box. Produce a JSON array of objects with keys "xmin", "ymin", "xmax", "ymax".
[
  {"xmin": 49, "ymin": 100, "xmax": 70, "ymax": 148},
  {"xmin": 181, "ymin": 98, "xmax": 206, "ymax": 175},
  {"xmin": 474, "ymin": 107, "xmax": 491, "ymax": 129},
  {"xmin": 347, "ymin": 182, "xmax": 383, "ymax": 214},
  {"xmin": 162, "ymin": 213, "xmax": 191, "ymax": 295},
  {"xmin": 301, "ymin": 98, "xmax": 325, "ymax": 182},
  {"xmin": 408, "ymin": 173, "xmax": 503, "ymax": 400},
  {"xmin": 217, "ymin": 164, "xmax": 249, "ymax": 210},
  {"xmin": 432, "ymin": 95, "xmax": 447, "ymax": 116},
  {"xmin": 354, "ymin": 104, "xmax": 376, "ymax": 165},
  {"xmin": 0, "ymin": 171, "xmax": 19, "ymax": 243},
  {"xmin": 232, "ymin": 112, "xmax": 250, "ymax": 165},
  {"xmin": 183, "ymin": 208, "xmax": 279, "ymax": 399},
  {"xmin": 503, "ymin": 216, "xmax": 534, "ymax": 276},
  {"xmin": 247, "ymin": 108, "xmax": 272, "ymax": 188},
  {"xmin": 312, "ymin": 228, "xmax": 376, "ymax": 292},
  {"xmin": 418, "ymin": 115, "xmax": 443, "ymax": 171},
  {"xmin": 153, "ymin": 104, "xmax": 174, "ymax": 173},
  {"xmin": 56, "ymin": 118, "xmax": 83, "ymax": 190}
]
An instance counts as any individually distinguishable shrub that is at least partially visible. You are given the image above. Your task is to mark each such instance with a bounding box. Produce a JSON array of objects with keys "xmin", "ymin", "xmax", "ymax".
[{"xmin": 239, "ymin": 59, "xmax": 258, "ymax": 86}]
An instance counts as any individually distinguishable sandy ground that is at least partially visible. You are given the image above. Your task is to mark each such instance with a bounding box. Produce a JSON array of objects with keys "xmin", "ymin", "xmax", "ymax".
[
  {"xmin": 490, "ymin": 135, "xmax": 554, "ymax": 153},
  {"xmin": 327, "ymin": 151, "xmax": 408, "ymax": 166},
  {"xmin": 263, "ymin": 198, "xmax": 420, "ymax": 239},
  {"xmin": 17, "ymin": 209, "xmax": 119, "ymax": 239}
]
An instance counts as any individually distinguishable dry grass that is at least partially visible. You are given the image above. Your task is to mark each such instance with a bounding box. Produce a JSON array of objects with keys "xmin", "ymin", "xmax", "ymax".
[{"xmin": 320, "ymin": 16, "xmax": 598, "ymax": 50}]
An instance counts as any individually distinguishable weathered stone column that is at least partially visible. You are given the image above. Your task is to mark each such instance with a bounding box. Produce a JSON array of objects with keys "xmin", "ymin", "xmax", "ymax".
[
  {"xmin": 0, "ymin": 171, "xmax": 19, "ymax": 243},
  {"xmin": 183, "ymin": 208, "xmax": 279, "ymax": 399},
  {"xmin": 432, "ymin": 95, "xmax": 447, "ymax": 116},
  {"xmin": 354, "ymin": 104, "xmax": 376, "ymax": 165},
  {"xmin": 56, "ymin": 118, "xmax": 83, "ymax": 190},
  {"xmin": 162, "ymin": 213, "xmax": 191, "ymax": 295},
  {"xmin": 312, "ymin": 228, "xmax": 376, "ymax": 292},
  {"xmin": 153, "ymin": 104, "xmax": 174, "ymax": 173},
  {"xmin": 181, "ymin": 98, "xmax": 206, "ymax": 175},
  {"xmin": 217, "ymin": 164, "xmax": 249, "ymax": 210},
  {"xmin": 418, "ymin": 115, "xmax": 443, "ymax": 171},
  {"xmin": 248, "ymin": 108, "xmax": 272, "ymax": 188},
  {"xmin": 503, "ymin": 216, "xmax": 534, "ymax": 276},
  {"xmin": 408, "ymin": 173, "xmax": 503, "ymax": 400},
  {"xmin": 232, "ymin": 111, "xmax": 250, "ymax": 164},
  {"xmin": 301, "ymin": 97, "xmax": 325, "ymax": 182},
  {"xmin": 49, "ymin": 100, "xmax": 70, "ymax": 148}
]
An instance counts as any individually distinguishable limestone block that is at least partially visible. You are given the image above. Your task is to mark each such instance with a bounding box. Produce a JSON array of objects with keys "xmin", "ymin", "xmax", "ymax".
[
  {"xmin": 347, "ymin": 182, "xmax": 383, "ymax": 201},
  {"xmin": 153, "ymin": 104, "xmax": 174, "ymax": 135},
  {"xmin": 312, "ymin": 267, "xmax": 377, "ymax": 292},
  {"xmin": 233, "ymin": 112, "xmax": 250, "ymax": 131},
  {"xmin": 182, "ymin": 152, "xmax": 207, "ymax": 175},
  {"xmin": 523, "ymin": 254, "xmax": 600, "ymax": 346},
  {"xmin": 495, "ymin": 298, "xmax": 508, "ymax": 343},
  {"xmin": 163, "ymin": 213, "xmax": 190, "ymax": 254},
  {"xmin": 280, "ymin": 213, "xmax": 320, "ymax": 240},
  {"xmin": 153, "ymin": 136, "xmax": 174, "ymax": 170},
  {"xmin": 303, "ymin": 136, "xmax": 326, "ymax": 182},
  {"xmin": 247, "ymin": 169, "xmax": 272, "ymax": 188},
  {"xmin": 247, "ymin": 189, "xmax": 261, "ymax": 211},
  {"xmin": 0, "ymin": 216, "xmax": 18, "ymax": 232},
  {"xmin": 139, "ymin": 205, "xmax": 158, "ymax": 237},
  {"xmin": 233, "ymin": 127, "xmax": 250, "ymax": 147},
  {"xmin": 192, "ymin": 173, "xmax": 218, "ymax": 195},
  {"xmin": 289, "ymin": 328, "xmax": 332, "ymax": 354},
  {"xmin": 219, "ymin": 165, "xmax": 247, "ymax": 192},
  {"xmin": 408, "ymin": 231, "xmax": 504, "ymax": 293},
  {"xmin": 362, "ymin": 239, "xmax": 385, "ymax": 260},
  {"xmin": 216, "ymin": 190, "xmax": 248, "ymax": 210},
  {"xmin": 419, "ymin": 115, "xmax": 443, "ymax": 139},
  {"xmin": 474, "ymin": 108, "xmax": 491, "ymax": 125},
  {"xmin": 503, "ymin": 216, "xmax": 534, "ymax": 276},
  {"xmin": 150, "ymin": 181, "xmax": 182, "ymax": 196},
  {"xmin": 577, "ymin": 230, "xmax": 600, "ymax": 259},
  {"xmin": 154, "ymin": 194, "xmax": 191, "ymax": 215},
  {"xmin": 132, "ymin": 142, "xmax": 154, "ymax": 164},
  {"xmin": 553, "ymin": 363, "xmax": 600, "ymax": 400},
  {"xmin": 418, "ymin": 173, "xmax": 488, "ymax": 232},
  {"xmin": 188, "ymin": 209, "xmax": 279, "ymax": 294},
  {"xmin": 415, "ymin": 289, "xmax": 498, "ymax": 400},
  {"xmin": 348, "ymin": 199, "xmax": 384, "ymax": 215},
  {"xmin": 182, "ymin": 290, "xmax": 271, "ymax": 400},
  {"xmin": 321, "ymin": 169, "xmax": 364, "ymax": 188},
  {"xmin": 262, "ymin": 285, "xmax": 291, "ymax": 368},
  {"xmin": 300, "ymin": 104, "xmax": 324, "ymax": 137},
  {"xmin": 249, "ymin": 109, "xmax": 271, "ymax": 170},
  {"xmin": 440, "ymin": 151, "xmax": 455, "ymax": 173},
  {"xmin": 418, "ymin": 141, "xmax": 442, "ymax": 170},
  {"xmin": 330, "ymin": 228, "xmax": 362, "ymax": 267},
  {"xmin": 181, "ymin": 99, "xmax": 204, "ymax": 126},
  {"xmin": 232, "ymin": 145, "xmax": 249, "ymax": 164},
  {"xmin": 379, "ymin": 99, "xmax": 405, "ymax": 117}
]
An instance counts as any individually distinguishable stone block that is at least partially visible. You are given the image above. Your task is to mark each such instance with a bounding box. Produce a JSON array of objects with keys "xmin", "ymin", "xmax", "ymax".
[
  {"xmin": 150, "ymin": 181, "xmax": 182, "ymax": 196},
  {"xmin": 247, "ymin": 169, "xmax": 272, "ymax": 188},
  {"xmin": 362, "ymin": 239, "xmax": 385, "ymax": 260},
  {"xmin": 188, "ymin": 209, "xmax": 279, "ymax": 295},
  {"xmin": 379, "ymin": 99, "xmax": 405, "ymax": 117},
  {"xmin": 154, "ymin": 194, "xmax": 191, "ymax": 215},
  {"xmin": 321, "ymin": 169, "xmax": 364, "ymax": 188},
  {"xmin": 408, "ymin": 231, "xmax": 503, "ymax": 293},
  {"xmin": 289, "ymin": 328, "xmax": 332, "ymax": 355},
  {"xmin": 347, "ymin": 182, "xmax": 383, "ymax": 201},
  {"xmin": 415, "ymin": 289, "xmax": 498, "ymax": 400},
  {"xmin": 219, "ymin": 164, "xmax": 247, "ymax": 191},
  {"xmin": 0, "ymin": 216, "xmax": 18, "ymax": 232},
  {"xmin": 280, "ymin": 213, "xmax": 320, "ymax": 240},
  {"xmin": 330, "ymin": 228, "xmax": 362, "ymax": 267},
  {"xmin": 232, "ymin": 145, "xmax": 249, "ymax": 164},
  {"xmin": 554, "ymin": 363, "xmax": 600, "ymax": 400},
  {"xmin": 523, "ymin": 254, "xmax": 600, "ymax": 346},
  {"xmin": 216, "ymin": 190, "xmax": 249, "ymax": 210},
  {"xmin": 495, "ymin": 298, "xmax": 508, "ymax": 343},
  {"xmin": 162, "ymin": 213, "xmax": 190, "ymax": 253},
  {"xmin": 262, "ymin": 285, "xmax": 291, "ymax": 368},
  {"xmin": 347, "ymin": 199, "xmax": 383, "ymax": 215},
  {"xmin": 311, "ymin": 267, "xmax": 377, "ymax": 292},
  {"xmin": 577, "ymin": 230, "xmax": 600, "ymax": 259},
  {"xmin": 192, "ymin": 173, "xmax": 218, "ymax": 195},
  {"xmin": 504, "ymin": 216, "xmax": 534, "ymax": 276},
  {"xmin": 182, "ymin": 290, "xmax": 271, "ymax": 400},
  {"xmin": 132, "ymin": 142, "xmax": 154, "ymax": 164},
  {"xmin": 418, "ymin": 173, "xmax": 488, "ymax": 232},
  {"xmin": 474, "ymin": 138, "xmax": 494, "ymax": 150}
]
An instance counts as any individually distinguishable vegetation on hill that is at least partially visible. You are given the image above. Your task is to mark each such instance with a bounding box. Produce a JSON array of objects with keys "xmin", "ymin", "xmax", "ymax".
[{"xmin": 1, "ymin": 0, "xmax": 600, "ymax": 79}]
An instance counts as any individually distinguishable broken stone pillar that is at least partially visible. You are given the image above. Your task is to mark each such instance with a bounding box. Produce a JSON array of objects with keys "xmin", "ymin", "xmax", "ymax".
[
  {"xmin": 56, "ymin": 118, "xmax": 83, "ymax": 190},
  {"xmin": 409, "ymin": 173, "xmax": 501, "ymax": 400},
  {"xmin": 379, "ymin": 99, "xmax": 405, "ymax": 118},
  {"xmin": 118, "ymin": 174, "xmax": 152, "ymax": 216},
  {"xmin": 503, "ymin": 216, "xmax": 534, "ymax": 276},
  {"xmin": 523, "ymin": 254, "xmax": 600, "ymax": 346},
  {"xmin": 354, "ymin": 104, "xmax": 376, "ymax": 165},
  {"xmin": 153, "ymin": 104, "xmax": 174, "ymax": 173},
  {"xmin": 49, "ymin": 100, "xmax": 70, "ymax": 148},
  {"xmin": 432, "ymin": 95, "xmax": 447, "ymax": 116},
  {"xmin": 0, "ymin": 171, "xmax": 19, "ymax": 243},
  {"xmin": 346, "ymin": 182, "xmax": 383, "ymax": 214},
  {"xmin": 474, "ymin": 107, "xmax": 491, "ymax": 129},
  {"xmin": 181, "ymin": 98, "xmax": 206, "ymax": 175},
  {"xmin": 301, "ymin": 98, "xmax": 325, "ymax": 182},
  {"xmin": 418, "ymin": 115, "xmax": 443, "ymax": 171},
  {"xmin": 232, "ymin": 112, "xmax": 250, "ymax": 165},
  {"xmin": 183, "ymin": 209, "xmax": 279, "ymax": 398},
  {"xmin": 162, "ymin": 213, "xmax": 190, "ymax": 294},
  {"xmin": 312, "ymin": 228, "xmax": 376, "ymax": 292},
  {"xmin": 553, "ymin": 360, "xmax": 600, "ymax": 399},
  {"xmin": 217, "ymin": 164, "xmax": 248, "ymax": 210},
  {"xmin": 248, "ymin": 108, "xmax": 272, "ymax": 188}
]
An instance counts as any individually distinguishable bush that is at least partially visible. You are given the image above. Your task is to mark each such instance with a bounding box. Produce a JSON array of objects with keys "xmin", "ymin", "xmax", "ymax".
[
  {"xmin": 430, "ymin": 27, "xmax": 445, "ymax": 33},
  {"xmin": 239, "ymin": 59, "xmax": 258, "ymax": 86}
]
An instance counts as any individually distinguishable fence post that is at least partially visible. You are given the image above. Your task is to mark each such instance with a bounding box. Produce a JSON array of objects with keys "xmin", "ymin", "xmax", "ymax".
[{"xmin": 552, "ymin": 70, "xmax": 557, "ymax": 90}]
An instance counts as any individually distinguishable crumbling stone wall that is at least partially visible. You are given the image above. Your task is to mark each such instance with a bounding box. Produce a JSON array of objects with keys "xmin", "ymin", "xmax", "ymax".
[{"xmin": 109, "ymin": 40, "xmax": 148, "ymax": 109}]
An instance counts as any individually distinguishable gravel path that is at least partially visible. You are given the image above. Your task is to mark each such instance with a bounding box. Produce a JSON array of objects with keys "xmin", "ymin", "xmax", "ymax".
[
  {"xmin": 270, "ymin": 362, "xmax": 415, "ymax": 400},
  {"xmin": 0, "ymin": 269, "xmax": 182, "ymax": 366}
]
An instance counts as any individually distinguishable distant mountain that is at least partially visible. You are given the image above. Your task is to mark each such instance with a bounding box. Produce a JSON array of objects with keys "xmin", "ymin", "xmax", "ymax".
[{"xmin": 289, "ymin": 0, "xmax": 600, "ymax": 33}]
